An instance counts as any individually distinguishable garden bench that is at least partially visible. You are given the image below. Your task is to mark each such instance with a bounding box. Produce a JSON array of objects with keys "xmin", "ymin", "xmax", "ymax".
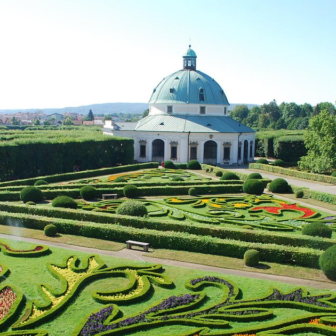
[
  {"xmin": 126, "ymin": 240, "xmax": 149, "ymax": 252},
  {"xmin": 102, "ymin": 193, "xmax": 117, "ymax": 200}
]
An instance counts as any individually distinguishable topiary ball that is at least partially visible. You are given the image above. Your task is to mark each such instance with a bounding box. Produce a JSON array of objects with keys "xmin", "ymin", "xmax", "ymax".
[
  {"xmin": 115, "ymin": 176, "xmax": 127, "ymax": 182},
  {"xmin": 52, "ymin": 196, "xmax": 78, "ymax": 209},
  {"xmin": 123, "ymin": 185, "xmax": 138, "ymax": 198},
  {"xmin": 273, "ymin": 159, "xmax": 285, "ymax": 167},
  {"xmin": 302, "ymin": 222, "xmax": 332, "ymax": 238},
  {"xmin": 220, "ymin": 172, "xmax": 240, "ymax": 181},
  {"xmin": 243, "ymin": 179, "xmax": 264, "ymax": 195},
  {"xmin": 244, "ymin": 249, "xmax": 260, "ymax": 267},
  {"xmin": 215, "ymin": 171, "xmax": 223, "ymax": 177},
  {"xmin": 269, "ymin": 178, "xmax": 291, "ymax": 193},
  {"xmin": 80, "ymin": 186, "xmax": 97, "ymax": 200},
  {"xmin": 295, "ymin": 190, "xmax": 304, "ymax": 198},
  {"xmin": 172, "ymin": 176, "xmax": 184, "ymax": 182},
  {"xmin": 116, "ymin": 200, "xmax": 147, "ymax": 217},
  {"xmin": 20, "ymin": 186, "xmax": 44, "ymax": 203},
  {"xmin": 256, "ymin": 158, "xmax": 269, "ymax": 164},
  {"xmin": 164, "ymin": 160, "xmax": 176, "ymax": 169},
  {"xmin": 188, "ymin": 187, "xmax": 197, "ymax": 196},
  {"xmin": 187, "ymin": 160, "xmax": 201, "ymax": 170},
  {"xmin": 34, "ymin": 180, "xmax": 48, "ymax": 186},
  {"xmin": 247, "ymin": 172, "xmax": 263, "ymax": 180},
  {"xmin": 319, "ymin": 245, "xmax": 336, "ymax": 281},
  {"xmin": 44, "ymin": 224, "xmax": 57, "ymax": 237}
]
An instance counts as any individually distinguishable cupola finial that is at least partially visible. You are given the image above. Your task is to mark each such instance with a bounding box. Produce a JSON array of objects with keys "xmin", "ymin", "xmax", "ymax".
[{"xmin": 183, "ymin": 45, "xmax": 197, "ymax": 70}]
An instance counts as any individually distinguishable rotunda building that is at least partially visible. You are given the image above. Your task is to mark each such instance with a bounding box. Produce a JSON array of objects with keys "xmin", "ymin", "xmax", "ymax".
[{"xmin": 104, "ymin": 46, "xmax": 255, "ymax": 165}]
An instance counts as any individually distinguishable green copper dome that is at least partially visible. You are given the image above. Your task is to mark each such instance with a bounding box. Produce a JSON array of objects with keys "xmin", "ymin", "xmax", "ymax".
[
  {"xmin": 183, "ymin": 45, "xmax": 197, "ymax": 58},
  {"xmin": 149, "ymin": 69, "xmax": 229, "ymax": 105}
]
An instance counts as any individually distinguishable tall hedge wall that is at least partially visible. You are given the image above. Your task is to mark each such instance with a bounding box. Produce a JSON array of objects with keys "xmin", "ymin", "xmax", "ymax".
[
  {"xmin": 273, "ymin": 136, "xmax": 306, "ymax": 162},
  {"xmin": 0, "ymin": 137, "xmax": 134, "ymax": 181}
]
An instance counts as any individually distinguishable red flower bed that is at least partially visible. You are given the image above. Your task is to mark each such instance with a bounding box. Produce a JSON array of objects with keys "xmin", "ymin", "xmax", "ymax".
[
  {"xmin": 0, "ymin": 286, "xmax": 16, "ymax": 321},
  {"xmin": 251, "ymin": 203, "xmax": 316, "ymax": 219}
]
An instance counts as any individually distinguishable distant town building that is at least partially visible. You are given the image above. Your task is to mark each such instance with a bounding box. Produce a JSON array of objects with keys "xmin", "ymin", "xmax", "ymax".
[{"xmin": 104, "ymin": 46, "xmax": 255, "ymax": 165}]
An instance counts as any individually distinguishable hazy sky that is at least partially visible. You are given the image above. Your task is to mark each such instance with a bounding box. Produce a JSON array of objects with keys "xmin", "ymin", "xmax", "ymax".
[{"xmin": 0, "ymin": 0, "xmax": 335, "ymax": 109}]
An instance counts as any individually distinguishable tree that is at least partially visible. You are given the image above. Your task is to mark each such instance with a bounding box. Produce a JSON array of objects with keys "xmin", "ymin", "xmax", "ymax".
[
  {"xmin": 142, "ymin": 109, "xmax": 149, "ymax": 118},
  {"xmin": 282, "ymin": 102, "xmax": 301, "ymax": 127},
  {"xmin": 86, "ymin": 109, "xmax": 94, "ymax": 121},
  {"xmin": 11, "ymin": 116, "xmax": 20, "ymax": 125},
  {"xmin": 244, "ymin": 106, "xmax": 260, "ymax": 128},
  {"xmin": 103, "ymin": 114, "xmax": 112, "ymax": 121},
  {"xmin": 316, "ymin": 102, "xmax": 336, "ymax": 115},
  {"xmin": 43, "ymin": 120, "xmax": 51, "ymax": 126},
  {"xmin": 261, "ymin": 100, "xmax": 281, "ymax": 124},
  {"xmin": 230, "ymin": 105, "xmax": 250, "ymax": 123},
  {"xmin": 62, "ymin": 117, "xmax": 74, "ymax": 125},
  {"xmin": 299, "ymin": 110, "xmax": 336, "ymax": 173},
  {"xmin": 33, "ymin": 118, "xmax": 40, "ymax": 126}
]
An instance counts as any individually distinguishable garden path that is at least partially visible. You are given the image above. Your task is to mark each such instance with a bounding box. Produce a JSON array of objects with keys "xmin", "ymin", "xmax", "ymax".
[{"xmin": 0, "ymin": 232, "xmax": 335, "ymax": 290}]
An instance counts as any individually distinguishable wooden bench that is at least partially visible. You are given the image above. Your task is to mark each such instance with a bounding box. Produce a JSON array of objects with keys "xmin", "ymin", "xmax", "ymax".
[
  {"xmin": 102, "ymin": 193, "xmax": 117, "ymax": 200},
  {"xmin": 126, "ymin": 240, "xmax": 149, "ymax": 252}
]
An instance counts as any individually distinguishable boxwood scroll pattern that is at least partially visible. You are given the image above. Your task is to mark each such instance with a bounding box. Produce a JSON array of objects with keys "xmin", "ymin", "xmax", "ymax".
[
  {"xmin": 73, "ymin": 276, "xmax": 336, "ymax": 336},
  {"xmin": 14, "ymin": 256, "xmax": 172, "ymax": 329},
  {"xmin": 0, "ymin": 240, "xmax": 49, "ymax": 257}
]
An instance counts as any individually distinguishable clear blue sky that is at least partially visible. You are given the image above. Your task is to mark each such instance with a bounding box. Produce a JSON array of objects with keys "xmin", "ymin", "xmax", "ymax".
[{"xmin": 0, "ymin": 0, "xmax": 335, "ymax": 109}]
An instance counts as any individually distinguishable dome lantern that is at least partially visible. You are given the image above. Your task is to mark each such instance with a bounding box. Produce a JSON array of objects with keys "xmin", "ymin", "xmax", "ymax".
[{"xmin": 183, "ymin": 45, "xmax": 197, "ymax": 70}]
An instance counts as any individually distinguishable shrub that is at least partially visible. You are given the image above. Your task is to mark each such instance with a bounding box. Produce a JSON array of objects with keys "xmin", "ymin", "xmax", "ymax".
[
  {"xmin": 116, "ymin": 200, "xmax": 147, "ymax": 217},
  {"xmin": 20, "ymin": 186, "xmax": 44, "ymax": 203},
  {"xmin": 273, "ymin": 159, "xmax": 285, "ymax": 167},
  {"xmin": 188, "ymin": 187, "xmax": 197, "ymax": 196},
  {"xmin": 34, "ymin": 180, "xmax": 48, "ymax": 186},
  {"xmin": 26, "ymin": 201, "xmax": 36, "ymax": 206},
  {"xmin": 220, "ymin": 172, "xmax": 240, "ymax": 181},
  {"xmin": 187, "ymin": 160, "xmax": 201, "ymax": 170},
  {"xmin": 123, "ymin": 185, "xmax": 138, "ymax": 198},
  {"xmin": 295, "ymin": 190, "xmax": 304, "ymax": 198},
  {"xmin": 319, "ymin": 245, "xmax": 336, "ymax": 281},
  {"xmin": 256, "ymin": 158, "xmax": 268, "ymax": 164},
  {"xmin": 247, "ymin": 173, "xmax": 263, "ymax": 180},
  {"xmin": 332, "ymin": 172, "xmax": 336, "ymax": 177},
  {"xmin": 44, "ymin": 224, "xmax": 57, "ymax": 237},
  {"xmin": 242, "ymin": 225, "xmax": 253, "ymax": 230},
  {"xmin": 244, "ymin": 249, "xmax": 260, "ymax": 266},
  {"xmin": 52, "ymin": 196, "xmax": 78, "ymax": 209},
  {"xmin": 215, "ymin": 171, "xmax": 223, "ymax": 177},
  {"xmin": 269, "ymin": 178, "xmax": 291, "ymax": 193},
  {"xmin": 302, "ymin": 222, "xmax": 332, "ymax": 239},
  {"xmin": 172, "ymin": 177, "xmax": 184, "ymax": 182},
  {"xmin": 164, "ymin": 160, "xmax": 176, "ymax": 169},
  {"xmin": 243, "ymin": 179, "xmax": 264, "ymax": 195},
  {"xmin": 115, "ymin": 176, "xmax": 127, "ymax": 182},
  {"xmin": 80, "ymin": 186, "xmax": 97, "ymax": 200}
]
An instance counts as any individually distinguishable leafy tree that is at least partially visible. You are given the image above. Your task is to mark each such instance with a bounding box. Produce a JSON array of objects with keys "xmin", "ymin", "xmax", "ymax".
[
  {"xmin": 282, "ymin": 102, "xmax": 301, "ymax": 127},
  {"xmin": 33, "ymin": 118, "xmax": 40, "ymax": 126},
  {"xmin": 11, "ymin": 116, "xmax": 20, "ymax": 125},
  {"xmin": 142, "ymin": 109, "xmax": 149, "ymax": 118},
  {"xmin": 103, "ymin": 114, "xmax": 112, "ymax": 121},
  {"xmin": 316, "ymin": 102, "xmax": 336, "ymax": 115},
  {"xmin": 261, "ymin": 100, "xmax": 281, "ymax": 124},
  {"xmin": 244, "ymin": 106, "xmax": 260, "ymax": 128},
  {"xmin": 258, "ymin": 113, "xmax": 271, "ymax": 129},
  {"xmin": 230, "ymin": 105, "xmax": 250, "ymax": 123},
  {"xmin": 43, "ymin": 120, "xmax": 51, "ymax": 126},
  {"xmin": 62, "ymin": 117, "xmax": 74, "ymax": 125},
  {"xmin": 299, "ymin": 110, "xmax": 336, "ymax": 173},
  {"xmin": 86, "ymin": 109, "xmax": 94, "ymax": 121},
  {"xmin": 300, "ymin": 103, "xmax": 313, "ymax": 118},
  {"xmin": 274, "ymin": 118, "xmax": 286, "ymax": 130}
]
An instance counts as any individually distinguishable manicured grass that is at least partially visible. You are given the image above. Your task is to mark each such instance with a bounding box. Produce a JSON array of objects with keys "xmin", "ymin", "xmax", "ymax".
[{"xmin": 0, "ymin": 237, "xmax": 335, "ymax": 336}]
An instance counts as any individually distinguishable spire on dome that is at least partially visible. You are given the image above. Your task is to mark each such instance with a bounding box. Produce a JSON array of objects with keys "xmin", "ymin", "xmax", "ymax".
[{"xmin": 183, "ymin": 45, "xmax": 197, "ymax": 70}]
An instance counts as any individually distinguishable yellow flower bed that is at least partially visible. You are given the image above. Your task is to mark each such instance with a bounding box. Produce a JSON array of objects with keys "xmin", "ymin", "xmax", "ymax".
[
  {"xmin": 201, "ymin": 199, "xmax": 209, "ymax": 203},
  {"xmin": 210, "ymin": 203, "xmax": 221, "ymax": 208},
  {"xmin": 233, "ymin": 203, "xmax": 249, "ymax": 208},
  {"xmin": 170, "ymin": 198, "xmax": 184, "ymax": 203}
]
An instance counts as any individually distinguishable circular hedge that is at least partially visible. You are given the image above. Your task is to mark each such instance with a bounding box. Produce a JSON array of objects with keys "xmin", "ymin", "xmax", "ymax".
[
  {"xmin": 302, "ymin": 222, "xmax": 332, "ymax": 238},
  {"xmin": 34, "ymin": 180, "xmax": 48, "ymax": 186},
  {"xmin": 256, "ymin": 158, "xmax": 268, "ymax": 164},
  {"xmin": 273, "ymin": 159, "xmax": 285, "ymax": 167},
  {"xmin": 20, "ymin": 186, "xmax": 44, "ymax": 203},
  {"xmin": 172, "ymin": 176, "xmax": 184, "ymax": 182},
  {"xmin": 243, "ymin": 179, "xmax": 264, "ymax": 195},
  {"xmin": 268, "ymin": 178, "xmax": 291, "ymax": 193},
  {"xmin": 123, "ymin": 185, "xmax": 138, "ymax": 198},
  {"xmin": 215, "ymin": 171, "xmax": 223, "ymax": 177},
  {"xmin": 247, "ymin": 173, "xmax": 262, "ymax": 180},
  {"xmin": 115, "ymin": 176, "xmax": 127, "ymax": 182},
  {"xmin": 116, "ymin": 200, "xmax": 147, "ymax": 217},
  {"xmin": 220, "ymin": 172, "xmax": 240, "ymax": 181},
  {"xmin": 244, "ymin": 249, "xmax": 260, "ymax": 266},
  {"xmin": 295, "ymin": 190, "xmax": 304, "ymax": 198},
  {"xmin": 44, "ymin": 224, "xmax": 57, "ymax": 237},
  {"xmin": 52, "ymin": 196, "xmax": 78, "ymax": 209},
  {"xmin": 188, "ymin": 187, "xmax": 197, "ymax": 196},
  {"xmin": 187, "ymin": 160, "xmax": 201, "ymax": 170},
  {"xmin": 319, "ymin": 245, "xmax": 336, "ymax": 281},
  {"xmin": 80, "ymin": 186, "xmax": 97, "ymax": 200},
  {"xmin": 164, "ymin": 160, "xmax": 176, "ymax": 169}
]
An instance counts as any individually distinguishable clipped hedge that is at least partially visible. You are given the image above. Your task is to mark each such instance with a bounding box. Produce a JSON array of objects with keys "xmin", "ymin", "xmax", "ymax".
[
  {"xmin": 319, "ymin": 245, "xmax": 336, "ymax": 281},
  {"xmin": 242, "ymin": 179, "xmax": 264, "ymax": 195},
  {"xmin": 52, "ymin": 196, "xmax": 78, "ymax": 209},
  {"xmin": 244, "ymin": 249, "xmax": 260, "ymax": 266},
  {"xmin": 220, "ymin": 172, "xmax": 240, "ymax": 181},
  {"xmin": 80, "ymin": 186, "xmax": 97, "ymax": 200},
  {"xmin": 20, "ymin": 186, "xmax": 44, "ymax": 203},
  {"xmin": 187, "ymin": 160, "xmax": 201, "ymax": 170},
  {"xmin": 0, "ymin": 210, "xmax": 323, "ymax": 268},
  {"xmin": 302, "ymin": 222, "xmax": 332, "ymax": 239},
  {"xmin": 116, "ymin": 200, "xmax": 147, "ymax": 217}
]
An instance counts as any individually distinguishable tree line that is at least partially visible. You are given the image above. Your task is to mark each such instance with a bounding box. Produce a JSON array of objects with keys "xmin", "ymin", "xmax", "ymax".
[{"xmin": 230, "ymin": 101, "xmax": 336, "ymax": 130}]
